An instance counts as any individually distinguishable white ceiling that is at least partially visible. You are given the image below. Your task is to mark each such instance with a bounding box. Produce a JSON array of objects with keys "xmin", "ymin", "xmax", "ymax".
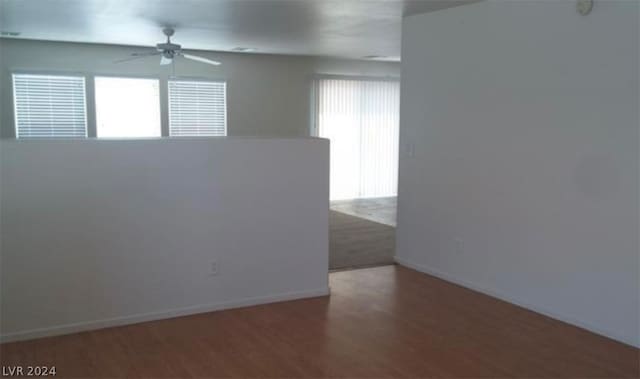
[{"xmin": 0, "ymin": 0, "xmax": 477, "ymax": 60}]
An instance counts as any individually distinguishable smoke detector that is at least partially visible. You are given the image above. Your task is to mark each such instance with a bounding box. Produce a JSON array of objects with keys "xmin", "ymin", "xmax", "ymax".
[{"xmin": 577, "ymin": 0, "xmax": 593, "ymax": 15}]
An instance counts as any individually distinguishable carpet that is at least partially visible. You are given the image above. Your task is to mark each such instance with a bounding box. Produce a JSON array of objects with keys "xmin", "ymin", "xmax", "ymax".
[
  {"xmin": 329, "ymin": 210, "xmax": 396, "ymax": 270},
  {"xmin": 330, "ymin": 197, "xmax": 397, "ymax": 226}
]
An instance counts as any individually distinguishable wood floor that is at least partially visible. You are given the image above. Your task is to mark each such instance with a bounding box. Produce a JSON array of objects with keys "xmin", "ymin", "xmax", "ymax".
[{"xmin": 1, "ymin": 265, "xmax": 638, "ymax": 378}]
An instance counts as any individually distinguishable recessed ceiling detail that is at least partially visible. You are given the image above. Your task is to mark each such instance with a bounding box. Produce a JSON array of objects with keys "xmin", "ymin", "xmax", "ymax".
[
  {"xmin": 0, "ymin": 0, "xmax": 479, "ymax": 60},
  {"xmin": 231, "ymin": 47, "xmax": 257, "ymax": 53},
  {"xmin": 363, "ymin": 55, "xmax": 396, "ymax": 61}
]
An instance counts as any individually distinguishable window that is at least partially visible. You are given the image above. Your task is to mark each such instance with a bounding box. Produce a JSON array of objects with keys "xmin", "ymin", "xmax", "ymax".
[
  {"xmin": 314, "ymin": 78, "xmax": 400, "ymax": 200},
  {"xmin": 13, "ymin": 74, "xmax": 87, "ymax": 138},
  {"xmin": 95, "ymin": 77, "xmax": 161, "ymax": 138},
  {"xmin": 168, "ymin": 80, "xmax": 227, "ymax": 136}
]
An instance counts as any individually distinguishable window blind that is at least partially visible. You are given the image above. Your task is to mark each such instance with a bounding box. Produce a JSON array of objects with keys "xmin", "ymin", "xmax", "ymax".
[
  {"xmin": 315, "ymin": 78, "xmax": 400, "ymax": 200},
  {"xmin": 13, "ymin": 74, "xmax": 87, "ymax": 138},
  {"xmin": 168, "ymin": 80, "xmax": 227, "ymax": 137}
]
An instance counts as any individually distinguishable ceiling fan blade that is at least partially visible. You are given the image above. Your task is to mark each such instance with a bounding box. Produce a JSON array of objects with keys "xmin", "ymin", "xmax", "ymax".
[
  {"xmin": 160, "ymin": 56, "xmax": 173, "ymax": 65},
  {"xmin": 114, "ymin": 51, "xmax": 161, "ymax": 64},
  {"xmin": 181, "ymin": 53, "xmax": 221, "ymax": 66},
  {"xmin": 132, "ymin": 50, "xmax": 162, "ymax": 57}
]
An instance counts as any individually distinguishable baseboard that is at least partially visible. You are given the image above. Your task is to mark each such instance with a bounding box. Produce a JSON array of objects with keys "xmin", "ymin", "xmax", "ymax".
[
  {"xmin": 394, "ymin": 256, "xmax": 640, "ymax": 349},
  {"xmin": 0, "ymin": 287, "xmax": 330, "ymax": 343}
]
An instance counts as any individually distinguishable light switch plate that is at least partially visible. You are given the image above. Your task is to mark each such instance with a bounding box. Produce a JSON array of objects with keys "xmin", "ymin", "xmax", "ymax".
[{"xmin": 403, "ymin": 142, "xmax": 415, "ymax": 157}]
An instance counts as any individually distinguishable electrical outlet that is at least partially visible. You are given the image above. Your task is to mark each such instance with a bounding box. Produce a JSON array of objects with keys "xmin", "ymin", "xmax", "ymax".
[{"xmin": 210, "ymin": 260, "xmax": 219, "ymax": 276}]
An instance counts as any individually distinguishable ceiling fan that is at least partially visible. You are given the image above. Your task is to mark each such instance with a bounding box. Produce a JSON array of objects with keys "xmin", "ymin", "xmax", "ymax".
[{"xmin": 115, "ymin": 28, "xmax": 221, "ymax": 66}]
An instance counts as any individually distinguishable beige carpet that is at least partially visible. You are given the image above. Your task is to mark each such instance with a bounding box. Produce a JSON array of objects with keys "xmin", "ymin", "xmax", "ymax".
[
  {"xmin": 329, "ymin": 210, "xmax": 395, "ymax": 270},
  {"xmin": 330, "ymin": 197, "xmax": 397, "ymax": 226}
]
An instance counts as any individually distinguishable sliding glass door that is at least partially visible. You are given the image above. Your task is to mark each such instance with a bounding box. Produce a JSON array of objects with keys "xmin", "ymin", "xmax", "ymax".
[{"xmin": 314, "ymin": 77, "xmax": 400, "ymax": 200}]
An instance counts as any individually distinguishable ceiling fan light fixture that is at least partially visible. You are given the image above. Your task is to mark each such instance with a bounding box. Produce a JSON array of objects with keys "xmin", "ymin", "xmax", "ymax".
[{"xmin": 114, "ymin": 28, "xmax": 221, "ymax": 67}]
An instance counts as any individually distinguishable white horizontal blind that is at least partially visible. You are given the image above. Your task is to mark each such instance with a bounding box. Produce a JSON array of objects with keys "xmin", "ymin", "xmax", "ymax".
[
  {"xmin": 13, "ymin": 74, "xmax": 87, "ymax": 138},
  {"xmin": 168, "ymin": 80, "xmax": 227, "ymax": 136},
  {"xmin": 315, "ymin": 78, "xmax": 400, "ymax": 200}
]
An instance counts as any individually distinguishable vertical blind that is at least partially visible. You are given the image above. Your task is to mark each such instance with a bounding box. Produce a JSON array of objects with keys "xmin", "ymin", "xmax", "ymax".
[
  {"xmin": 168, "ymin": 80, "xmax": 227, "ymax": 136},
  {"xmin": 315, "ymin": 78, "xmax": 400, "ymax": 200},
  {"xmin": 13, "ymin": 74, "xmax": 87, "ymax": 138}
]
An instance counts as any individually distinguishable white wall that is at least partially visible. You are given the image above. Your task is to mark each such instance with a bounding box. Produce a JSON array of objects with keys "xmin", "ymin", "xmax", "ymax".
[
  {"xmin": 0, "ymin": 39, "xmax": 400, "ymax": 138},
  {"xmin": 0, "ymin": 137, "xmax": 329, "ymax": 342},
  {"xmin": 397, "ymin": 0, "xmax": 639, "ymax": 347}
]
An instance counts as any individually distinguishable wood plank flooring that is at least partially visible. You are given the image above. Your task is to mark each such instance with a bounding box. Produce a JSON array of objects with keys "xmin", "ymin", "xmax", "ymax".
[{"xmin": 1, "ymin": 265, "xmax": 638, "ymax": 378}]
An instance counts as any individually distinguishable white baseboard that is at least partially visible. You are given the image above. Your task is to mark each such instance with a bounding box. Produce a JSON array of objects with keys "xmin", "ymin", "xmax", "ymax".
[
  {"xmin": 394, "ymin": 256, "xmax": 639, "ymax": 349},
  {"xmin": 0, "ymin": 287, "xmax": 330, "ymax": 343}
]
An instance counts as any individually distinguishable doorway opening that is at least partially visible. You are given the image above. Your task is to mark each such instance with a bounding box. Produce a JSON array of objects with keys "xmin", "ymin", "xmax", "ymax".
[{"xmin": 313, "ymin": 76, "xmax": 400, "ymax": 270}]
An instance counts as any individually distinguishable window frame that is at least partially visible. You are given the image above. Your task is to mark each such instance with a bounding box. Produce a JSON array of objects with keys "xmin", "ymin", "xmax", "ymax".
[
  {"xmin": 167, "ymin": 77, "xmax": 228, "ymax": 137},
  {"xmin": 9, "ymin": 70, "xmax": 231, "ymax": 139},
  {"xmin": 12, "ymin": 71, "xmax": 89, "ymax": 139},
  {"xmin": 93, "ymin": 75, "xmax": 163, "ymax": 139}
]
